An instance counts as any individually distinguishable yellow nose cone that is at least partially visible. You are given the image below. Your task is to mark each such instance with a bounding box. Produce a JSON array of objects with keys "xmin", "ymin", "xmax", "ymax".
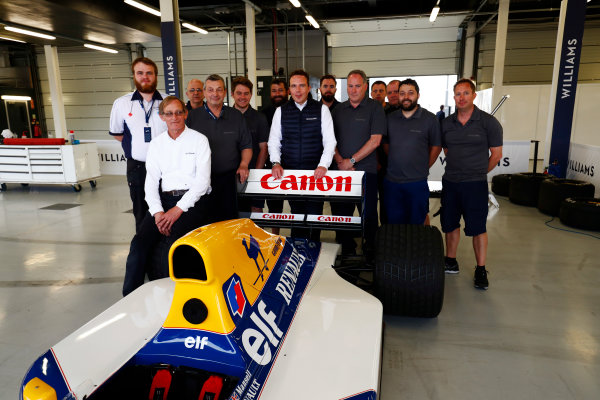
[{"xmin": 23, "ymin": 377, "xmax": 57, "ymax": 400}]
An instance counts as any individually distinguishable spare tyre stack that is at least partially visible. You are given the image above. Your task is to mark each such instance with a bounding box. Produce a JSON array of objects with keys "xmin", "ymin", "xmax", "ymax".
[
  {"xmin": 537, "ymin": 179, "xmax": 595, "ymax": 216},
  {"xmin": 559, "ymin": 197, "xmax": 600, "ymax": 231},
  {"xmin": 491, "ymin": 174, "xmax": 512, "ymax": 196},
  {"xmin": 509, "ymin": 172, "xmax": 554, "ymax": 206}
]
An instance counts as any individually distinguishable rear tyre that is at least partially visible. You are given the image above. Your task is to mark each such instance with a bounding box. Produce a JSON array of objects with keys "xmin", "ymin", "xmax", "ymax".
[
  {"xmin": 374, "ymin": 224, "xmax": 445, "ymax": 318},
  {"xmin": 491, "ymin": 174, "xmax": 512, "ymax": 196},
  {"xmin": 537, "ymin": 179, "xmax": 595, "ymax": 216},
  {"xmin": 509, "ymin": 172, "xmax": 553, "ymax": 206},
  {"xmin": 559, "ymin": 197, "xmax": 600, "ymax": 231}
]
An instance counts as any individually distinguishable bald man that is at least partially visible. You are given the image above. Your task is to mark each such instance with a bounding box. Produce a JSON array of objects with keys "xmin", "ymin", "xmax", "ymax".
[{"xmin": 185, "ymin": 79, "xmax": 204, "ymax": 110}]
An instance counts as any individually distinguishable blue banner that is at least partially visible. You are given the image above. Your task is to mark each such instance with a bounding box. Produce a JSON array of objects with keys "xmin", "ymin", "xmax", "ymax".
[
  {"xmin": 160, "ymin": 21, "xmax": 180, "ymax": 98},
  {"xmin": 548, "ymin": 0, "xmax": 588, "ymax": 177}
]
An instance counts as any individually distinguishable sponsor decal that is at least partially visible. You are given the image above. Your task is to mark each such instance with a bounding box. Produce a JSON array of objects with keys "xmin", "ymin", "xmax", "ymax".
[
  {"xmin": 243, "ymin": 169, "xmax": 364, "ymax": 197},
  {"xmin": 241, "ymin": 301, "xmax": 284, "ymax": 365},
  {"xmin": 242, "ymin": 234, "xmax": 270, "ymax": 284},
  {"xmin": 261, "ymin": 173, "xmax": 352, "ymax": 192},
  {"xmin": 275, "ymin": 247, "xmax": 306, "ymax": 306},
  {"xmin": 307, "ymin": 215, "xmax": 361, "ymax": 224},
  {"xmin": 226, "ymin": 277, "xmax": 247, "ymax": 318},
  {"xmin": 184, "ymin": 336, "xmax": 209, "ymax": 350},
  {"xmin": 228, "ymin": 240, "xmax": 320, "ymax": 400}
]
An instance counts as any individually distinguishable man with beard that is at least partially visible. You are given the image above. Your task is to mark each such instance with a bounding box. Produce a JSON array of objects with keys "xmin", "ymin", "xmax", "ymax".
[
  {"xmin": 109, "ymin": 57, "xmax": 167, "ymax": 232},
  {"xmin": 331, "ymin": 70, "xmax": 386, "ymax": 258},
  {"xmin": 185, "ymin": 79, "xmax": 204, "ymax": 110},
  {"xmin": 384, "ymin": 78, "xmax": 441, "ymax": 226},
  {"xmin": 268, "ymin": 69, "xmax": 336, "ymax": 240},
  {"xmin": 186, "ymin": 74, "xmax": 252, "ymax": 223},
  {"xmin": 370, "ymin": 80, "xmax": 387, "ymax": 108},
  {"xmin": 384, "ymin": 80, "xmax": 401, "ymax": 114},
  {"xmin": 260, "ymin": 78, "xmax": 289, "ymax": 220},
  {"xmin": 319, "ymin": 74, "xmax": 339, "ymax": 110},
  {"xmin": 123, "ymin": 96, "xmax": 211, "ymax": 296},
  {"xmin": 261, "ymin": 78, "xmax": 289, "ymax": 126}
]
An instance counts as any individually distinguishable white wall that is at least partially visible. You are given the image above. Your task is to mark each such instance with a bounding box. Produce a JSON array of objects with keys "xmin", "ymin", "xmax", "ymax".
[
  {"xmin": 492, "ymin": 83, "xmax": 600, "ymax": 161},
  {"xmin": 37, "ymin": 49, "xmax": 133, "ymax": 141}
]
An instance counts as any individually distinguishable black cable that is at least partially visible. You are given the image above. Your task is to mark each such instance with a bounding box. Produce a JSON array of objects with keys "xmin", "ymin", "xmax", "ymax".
[{"xmin": 544, "ymin": 217, "xmax": 600, "ymax": 240}]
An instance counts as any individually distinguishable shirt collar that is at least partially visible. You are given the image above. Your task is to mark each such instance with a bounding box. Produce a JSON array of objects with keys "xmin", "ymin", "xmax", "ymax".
[
  {"xmin": 131, "ymin": 90, "xmax": 163, "ymax": 102},
  {"xmin": 205, "ymin": 103, "xmax": 226, "ymax": 120},
  {"xmin": 450, "ymin": 105, "xmax": 481, "ymax": 123},
  {"xmin": 400, "ymin": 105, "xmax": 423, "ymax": 120}
]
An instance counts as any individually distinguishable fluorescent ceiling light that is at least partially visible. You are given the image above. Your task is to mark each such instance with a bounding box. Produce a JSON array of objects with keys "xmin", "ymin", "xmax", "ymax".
[
  {"xmin": 182, "ymin": 22, "xmax": 208, "ymax": 34},
  {"xmin": 124, "ymin": 0, "xmax": 161, "ymax": 17},
  {"xmin": 430, "ymin": 5, "xmax": 440, "ymax": 22},
  {"xmin": 84, "ymin": 43, "xmax": 119, "ymax": 54},
  {"xmin": 289, "ymin": 0, "xmax": 302, "ymax": 7},
  {"xmin": 305, "ymin": 15, "xmax": 320, "ymax": 29},
  {"xmin": 0, "ymin": 35, "xmax": 26, "ymax": 43},
  {"xmin": 4, "ymin": 26, "xmax": 55, "ymax": 40},
  {"xmin": 2, "ymin": 95, "xmax": 32, "ymax": 101}
]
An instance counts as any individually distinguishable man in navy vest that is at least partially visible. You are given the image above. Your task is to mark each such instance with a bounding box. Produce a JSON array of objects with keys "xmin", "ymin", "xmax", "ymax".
[{"xmin": 267, "ymin": 69, "xmax": 336, "ymax": 240}]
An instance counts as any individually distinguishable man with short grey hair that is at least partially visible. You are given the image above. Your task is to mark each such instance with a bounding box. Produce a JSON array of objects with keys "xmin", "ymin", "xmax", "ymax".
[
  {"xmin": 186, "ymin": 74, "xmax": 252, "ymax": 223},
  {"xmin": 331, "ymin": 69, "xmax": 386, "ymax": 258}
]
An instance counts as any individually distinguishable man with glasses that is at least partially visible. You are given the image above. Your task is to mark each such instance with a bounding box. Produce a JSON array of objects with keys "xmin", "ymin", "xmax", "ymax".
[
  {"xmin": 186, "ymin": 74, "xmax": 252, "ymax": 223},
  {"xmin": 109, "ymin": 57, "xmax": 167, "ymax": 232},
  {"xmin": 123, "ymin": 96, "xmax": 211, "ymax": 296},
  {"xmin": 185, "ymin": 79, "xmax": 204, "ymax": 110}
]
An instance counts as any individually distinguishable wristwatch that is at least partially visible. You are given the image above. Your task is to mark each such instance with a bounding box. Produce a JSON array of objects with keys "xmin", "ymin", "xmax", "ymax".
[
  {"xmin": 272, "ymin": 161, "xmax": 281, "ymax": 166},
  {"xmin": 350, "ymin": 157, "xmax": 356, "ymax": 166}
]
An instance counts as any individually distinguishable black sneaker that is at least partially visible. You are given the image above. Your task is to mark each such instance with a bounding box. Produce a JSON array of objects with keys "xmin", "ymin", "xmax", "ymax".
[
  {"xmin": 445, "ymin": 258, "xmax": 459, "ymax": 274},
  {"xmin": 474, "ymin": 267, "xmax": 489, "ymax": 290}
]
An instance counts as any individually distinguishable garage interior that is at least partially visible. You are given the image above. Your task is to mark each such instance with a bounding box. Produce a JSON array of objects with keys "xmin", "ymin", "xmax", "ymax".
[{"xmin": 1, "ymin": 1, "xmax": 599, "ymax": 399}]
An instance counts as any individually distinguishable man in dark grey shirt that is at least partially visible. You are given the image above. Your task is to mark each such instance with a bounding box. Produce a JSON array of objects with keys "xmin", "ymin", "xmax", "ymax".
[
  {"xmin": 441, "ymin": 78, "xmax": 503, "ymax": 290},
  {"xmin": 384, "ymin": 78, "xmax": 441, "ymax": 225},
  {"xmin": 186, "ymin": 74, "xmax": 252, "ymax": 223},
  {"xmin": 332, "ymin": 69, "xmax": 386, "ymax": 257}
]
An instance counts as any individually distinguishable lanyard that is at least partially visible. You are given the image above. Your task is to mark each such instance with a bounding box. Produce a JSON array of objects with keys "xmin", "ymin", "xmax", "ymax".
[{"xmin": 139, "ymin": 98, "xmax": 156, "ymax": 124}]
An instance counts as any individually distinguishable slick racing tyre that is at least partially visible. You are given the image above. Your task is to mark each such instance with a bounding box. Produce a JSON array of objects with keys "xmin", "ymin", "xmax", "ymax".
[
  {"xmin": 374, "ymin": 224, "xmax": 445, "ymax": 318},
  {"xmin": 509, "ymin": 172, "xmax": 553, "ymax": 207},
  {"xmin": 491, "ymin": 174, "xmax": 512, "ymax": 196},
  {"xmin": 537, "ymin": 179, "xmax": 595, "ymax": 216},
  {"xmin": 559, "ymin": 197, "xmax": 600, "ymax": 231}
]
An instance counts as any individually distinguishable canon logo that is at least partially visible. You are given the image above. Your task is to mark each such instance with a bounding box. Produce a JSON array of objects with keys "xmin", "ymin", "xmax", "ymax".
[
  {"xmin": 317, "ymin": 216, "xmax": 352, "ymax": 222},
  {"xmin": 260, "ymin": 174, "xmax": 353, "ymax": 192},
  {"xmin": 262, "ymin": 214, "xmax": 298, "ymax": 220}
]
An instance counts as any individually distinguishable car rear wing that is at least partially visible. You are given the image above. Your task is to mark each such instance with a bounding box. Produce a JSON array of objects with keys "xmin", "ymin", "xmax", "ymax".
[{"xmin": 237, "ymin": 169, "xmax": 365, "ymax": 231}]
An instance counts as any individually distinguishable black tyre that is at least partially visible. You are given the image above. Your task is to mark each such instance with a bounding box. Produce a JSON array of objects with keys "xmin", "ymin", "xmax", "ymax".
[
  {"xmin": 0, "ymin": 183, "xmax": 6, "ymax": 191},
  {"xmin": 491, "ymin": 174, "xmax": 512, "ymax": 196},
  {"xmin": 537, "ymin": 179, "xmax": 595, "ymax": 216},
  {"xmin": 509, "ymin": 172, "xmax": 553, "ymax": 207},
  {"xmin": 374, "ymin": 224, "xmax": 445, "ymax": 318},
  {"xmin": 72, "ymin": 184, "xmax": 82, "ymax": 192},
  {"xmin": 559, "ymin": 197, "xmax": 600, "ymax": 231}
]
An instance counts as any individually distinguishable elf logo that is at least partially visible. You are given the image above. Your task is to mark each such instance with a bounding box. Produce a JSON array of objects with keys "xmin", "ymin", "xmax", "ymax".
[{"xmin": 242, "ymin": 300, "xmax": 283, "ymax": 366}]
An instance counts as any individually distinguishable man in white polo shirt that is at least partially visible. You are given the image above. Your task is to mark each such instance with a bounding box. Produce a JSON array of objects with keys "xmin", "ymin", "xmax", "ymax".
[
  {"xmin": 123, "ymin": 96, "xmax": 211, "ymax": 296},
  {"xmin": 109, "ymin": 57, "xmax": 167, "ymax": 232}
]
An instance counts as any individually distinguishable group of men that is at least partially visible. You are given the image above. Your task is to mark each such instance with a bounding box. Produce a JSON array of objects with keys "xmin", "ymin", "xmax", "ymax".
[{"xmin": 110, "ymin": 56, "xmax": 502, "ymax": 296}]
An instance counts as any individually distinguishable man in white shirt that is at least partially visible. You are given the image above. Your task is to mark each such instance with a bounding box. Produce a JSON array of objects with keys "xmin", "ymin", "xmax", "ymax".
[
  {"xmin": 109, "ymin": 57, "xmax": 167, "ymax": 232},
  {"xmin": 267, "ymin": 69, "xmax": 336, "ymax": 240},
  {"xmin": 123, "ymin": 96, "xmax": 211, "ymax": 296}
]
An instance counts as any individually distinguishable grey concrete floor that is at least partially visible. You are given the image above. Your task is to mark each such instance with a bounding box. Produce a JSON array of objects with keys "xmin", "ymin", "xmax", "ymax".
[{"xmin": 1, "ymin": 176, "xmax": 598, "ymax": 399}]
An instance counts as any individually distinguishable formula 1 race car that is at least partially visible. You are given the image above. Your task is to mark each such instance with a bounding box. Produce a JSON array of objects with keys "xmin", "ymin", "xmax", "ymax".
[
  {"xmin": 21, "ymin": 219, "xmax": 383, "ymax": 400},
  {"xmin": 21, "ymin": 169, "xmax": 444, "ymax": 400}
]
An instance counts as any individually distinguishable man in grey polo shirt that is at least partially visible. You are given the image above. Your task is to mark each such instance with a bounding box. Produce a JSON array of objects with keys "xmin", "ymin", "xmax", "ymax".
[
  {"xmin": 441, "ymin": 78, "xmax": 503, "ymax": 290},
  {"xmin": 384, "ymin": 78, "xmax": 441, "ymax": 225},
  {"xmin": 186, "ymin": 74, "xmax": 252, "ymax": 223},
  {"xmin": 331, "ymin": 70, "xmax": 386, "ymax": 257}
]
